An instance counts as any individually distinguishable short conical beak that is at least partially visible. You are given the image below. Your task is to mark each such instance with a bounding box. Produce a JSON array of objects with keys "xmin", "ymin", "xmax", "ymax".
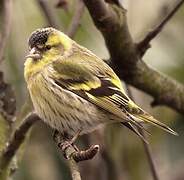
[{"xmin": 25, "ymin": 47, "xmax": 42, "ymax": 60}]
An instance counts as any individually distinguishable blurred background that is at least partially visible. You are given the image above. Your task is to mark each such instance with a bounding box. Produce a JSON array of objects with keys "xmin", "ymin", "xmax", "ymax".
[{"xmin": 0, "ymin": 0, "xmax": 184, "ymax": 180}]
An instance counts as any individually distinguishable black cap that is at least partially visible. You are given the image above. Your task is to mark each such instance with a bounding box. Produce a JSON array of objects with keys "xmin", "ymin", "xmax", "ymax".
[{"xmin": 28, "ymin": 28, "xmax": 54, "ymax": 48}]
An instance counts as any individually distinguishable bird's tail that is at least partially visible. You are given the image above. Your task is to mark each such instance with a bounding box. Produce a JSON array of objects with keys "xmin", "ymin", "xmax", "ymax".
[{"xmin": 133, "ymin": 112, "xmax": 178, "ymax": 136}]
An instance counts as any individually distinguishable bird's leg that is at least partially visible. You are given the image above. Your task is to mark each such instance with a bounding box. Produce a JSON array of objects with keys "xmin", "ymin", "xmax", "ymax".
[
  {"xmin": 53, "ymin": 130, "xmax": 81, "ymax": 158},
  {"xmin": 53, "ymin": 130, "xmax": 100, "ymax": 162},
  {"xmin": 61, "ymin": 130, "xmax": 81, "ymax": 152},
  {"xmin": 70, "ymin": 130, "xmax": 81, "ymax": 144}
]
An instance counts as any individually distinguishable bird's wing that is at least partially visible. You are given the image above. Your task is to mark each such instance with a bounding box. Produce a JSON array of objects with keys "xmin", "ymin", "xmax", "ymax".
[
  {"xmin": 49, "ymin": 54, "xmax": 177, "ymax": 135},
  {"xmin": 51, "ymin": 56, "xmax": 128, "ymax": 120}
]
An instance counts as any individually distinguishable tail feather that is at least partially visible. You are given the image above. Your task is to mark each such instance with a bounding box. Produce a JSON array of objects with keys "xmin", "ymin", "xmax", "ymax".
[
  {"xmin": 121, "ymin": 122, "xmax": 149, "ymax": 144},
  {"xmin": 135, "ymin": 113, "xmax": 178, "ymax": 136}
]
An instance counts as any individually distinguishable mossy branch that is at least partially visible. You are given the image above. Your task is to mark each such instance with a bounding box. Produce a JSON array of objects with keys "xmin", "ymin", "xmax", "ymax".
[{"xmin": 83, "ymin": 0, "xmax": 184, "ymax": 114}]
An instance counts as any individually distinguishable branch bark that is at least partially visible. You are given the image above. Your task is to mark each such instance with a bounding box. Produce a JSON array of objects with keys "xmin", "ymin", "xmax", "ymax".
[{"xmin": 83, "ymin": 0, "xmax": 184, "ymax": 114}]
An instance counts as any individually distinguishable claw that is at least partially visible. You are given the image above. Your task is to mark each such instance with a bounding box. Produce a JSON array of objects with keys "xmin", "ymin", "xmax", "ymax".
[{"xmin": 53, "ymin": 130, "xmax": 81, "ymax": 159}]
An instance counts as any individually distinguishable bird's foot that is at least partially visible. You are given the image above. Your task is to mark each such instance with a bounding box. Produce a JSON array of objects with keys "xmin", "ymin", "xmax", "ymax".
[
  {"xmin": 53, "ymin": 130, "xmax": 99, "ymax": 162},
  {"xmin": 53, "ymin": 130, "xmax": 81, "ymax": 159}
]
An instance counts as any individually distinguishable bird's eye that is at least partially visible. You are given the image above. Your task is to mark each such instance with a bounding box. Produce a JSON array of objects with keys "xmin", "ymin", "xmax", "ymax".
[{"xmin": 46, "ymin": 45, "xmax": 51, "ymax": 50}]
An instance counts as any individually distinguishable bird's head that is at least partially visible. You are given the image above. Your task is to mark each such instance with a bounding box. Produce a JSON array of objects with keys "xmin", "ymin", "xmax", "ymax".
[{"xmin": 24, "ymin": 27, "xmax": 73, "ymax": 81}]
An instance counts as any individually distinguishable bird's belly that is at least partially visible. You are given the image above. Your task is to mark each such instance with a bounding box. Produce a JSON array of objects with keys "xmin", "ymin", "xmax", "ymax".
[{"xmin": 29, "ymin": 78, "xmax": 113, "ymax": 136}]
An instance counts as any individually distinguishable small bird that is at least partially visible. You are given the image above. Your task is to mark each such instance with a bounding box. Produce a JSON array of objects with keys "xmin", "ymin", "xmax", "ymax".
[{"xmin": 24, "ymin": 27, "xmax": 177, "ymax": 142}]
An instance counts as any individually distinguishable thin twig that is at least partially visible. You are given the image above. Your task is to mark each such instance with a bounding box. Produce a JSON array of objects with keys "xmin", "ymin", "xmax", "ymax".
[
  {"xmin": 140, "ymin": 129, "xmax": 159, "ymax": 180},
  {"xmin": 0, "ymin": 113, "xmax": 40, "ymax": 175},
  {"xmin": 37, "ymin": 0, "xmax": 60, "ymax": 28},
  {"xmin": 126, "ymin": 85, "xmax": 159, "ymax": 180},
  {"xmin": 0, "ymin": 0, "xmax": 13, "ymax": 62},
  {"xmin": 68, "ymin": 158, "xmax": 81, "ymax": 180},
  {"xmin": 67, "ymin": 0, "xmax": 85, "ymax": 38},
  {"xmin": 137, "ymin": 0, "xmax": 184, "ymax": 57}
]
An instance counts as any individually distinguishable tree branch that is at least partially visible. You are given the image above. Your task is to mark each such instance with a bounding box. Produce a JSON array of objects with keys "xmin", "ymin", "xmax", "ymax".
[
  {"xmin": 0, "ymin": 0, "xmax": 12, "ymax": 62},
  {"xmin": 83, "ymin": 0, "xmax": 184, "ymax": 114},
  {"xmin": 137, "ymin": 0, "xmax": 184, "ymax": 57},
  {"xmin": 0, "ymin": 113, "xmax": 40, "ymax": 176},
  {"xmin": 67, "ymin": 0, "xmax": 85, "ymax": 38}
]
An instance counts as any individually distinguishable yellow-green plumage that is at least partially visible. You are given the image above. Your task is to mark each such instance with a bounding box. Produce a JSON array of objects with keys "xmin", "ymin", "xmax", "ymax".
[{"xmin": 24, "ymin": 27, "xmax": 177, "ymax": 137}]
